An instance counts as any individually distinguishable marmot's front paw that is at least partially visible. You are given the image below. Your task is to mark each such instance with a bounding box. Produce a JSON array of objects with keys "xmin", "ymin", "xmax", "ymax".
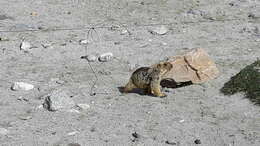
[
  {"xmin": 159, "ymin": 93, "xmax": 167, "ymax": 98},
  {"xmin": 154, "ymin": 93, "xmax": 167, "ymax": 98}
]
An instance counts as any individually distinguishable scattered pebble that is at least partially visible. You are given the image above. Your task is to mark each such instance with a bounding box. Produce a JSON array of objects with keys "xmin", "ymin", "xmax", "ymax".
[
  {"xmin": 42, "ymin": 89, "xmax": 75, "ymax": 111},
  {"xmin": 56, "ymin": 80, "xmax": 65, "ymax": 85},
  {"xmin": 120, "ymin": 29, "xmax": 128, "ymax": 35},
  {"xmin": 0, "ymin": 37, "xmax": 9, "ymax": 41},
  {"xmin": 79, "ymin": 39, "xmax": 90, "ymax": 45},
  {"xmin": 49, "ymin": 78, "xmax": 65, "ymax": 85},
  {"xmin": 76, "ymin": 103, "xmax": 90, "ymax": 110},
  {"xmin": 161, "ymin": 42, "xmax": 167, "ymax": 46},
  {"xmin": 98, "ymin": 52, "xmax": 113, "ymax": 62},
  {"xmin": 11, "ymin": 82, "xmax": 34, "ymax": 91},
  {"xmin": 82, "ymin": 54, "xmax": 97, "ymax": 62},
  {"xmin": 114, "ymin": 41, "xmax": 120, "ymax": 45},
  {"xmin": 19, "ymin": 115, "xmax": 32, "ymax": 120},
  {"xmin": 17, "ymin": 96, "xmax": 29, "ymax": 101},
  {"xmin": 129, "ymin": 63, "xmax": 140, "ymax": 71},
  {"xmin": 165, "ymin": 140, "xmax": 177, "ymax": 145},
  {"xmin": 41, "ymin": 43, "xmax": 52, "ymax": 48},
  {"xmin": 36, "ymin": 105, "xmax": 43, "ymax": 110},
  {"xmin": 194, "ymin": 139, "xmax": 201, "ymax": 144},
  {"xmin": 241, "ymin": 26, "xmax": 259, "ymax": 34},
  {"xmin": 0, "ymin": 14, "xmax": 10, "ymax": 20},
  {"xmin": 131, "ymin": 132, "xmax": 140, "ymax": 142},
  {"xmin": 60, "ymin": 43, "xmax": 66, "ymax": 46},
  {"xmin": 98, "ymin": 70, "xmax": 111, "ymax": 75},
  {"xmin": 179, "ymin": 119, "xmax": 185, "ymax": 123},
  {"xmin": 20, "ymin": 41, "xmax": 32, "ymax": 51},
  {"xmin": 187, "ymin": 9, "xmax": 204, "ymax": 16},
  {"xmin": 148, "ymin": 25, "xmax": 169, "ymax": 35},
  {"xmin": 0, "ymin": 127, "xmax": 8, "ymax": 135},
  {"xmin": 228, "ymin": 2, "xmax": 234, "ymax": 7},
  {"xmin": 67, "ymin": 131, "xmax": 79, "ymax": 136},
  {"xmin": 30, "ymin": 12, "xmax": 37, "ymax": 16},
  {"xmin": 132, "ymin": 132, "xmax": 139, "ymax": 139},
  {"xmin": 248, "ymin": 13, "xmax": 256, "ymax": 19}
]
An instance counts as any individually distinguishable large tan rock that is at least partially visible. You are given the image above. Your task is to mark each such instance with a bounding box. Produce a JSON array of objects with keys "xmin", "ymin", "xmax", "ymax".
[{"xmin": 163, "ymin": 48, "xmax": 219, "ymax": 84}]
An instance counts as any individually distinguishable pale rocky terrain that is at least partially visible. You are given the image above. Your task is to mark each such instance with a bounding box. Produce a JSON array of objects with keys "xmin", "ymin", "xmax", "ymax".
[{"xmin": 0, "ymin": 0, "xmax": 259, "ymax": 146}]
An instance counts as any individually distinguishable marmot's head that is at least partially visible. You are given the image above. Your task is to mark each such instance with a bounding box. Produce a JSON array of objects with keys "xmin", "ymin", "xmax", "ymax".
[{"xmin": 156, "ymin": 62, "xmax": 173, "ymax": 75}]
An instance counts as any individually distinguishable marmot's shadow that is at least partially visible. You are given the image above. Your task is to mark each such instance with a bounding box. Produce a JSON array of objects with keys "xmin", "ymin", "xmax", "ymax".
[
  {"xmin": 118, "ymin": 79, "xmax": 192, "ymax": 96},
  {"xmin": 160, "ymin": 78, "xmax": 192, "ymax": 88}
]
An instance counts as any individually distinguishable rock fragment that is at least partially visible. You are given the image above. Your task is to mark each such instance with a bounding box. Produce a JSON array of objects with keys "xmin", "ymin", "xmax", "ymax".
[
  {"xmin": 19, "ymin": 115, "xmax": 32, "ymax": 120},
  {"xmin": 194, "ymin": 139, "xmax": 201, "ymax": 144},
  {"xmin": 0, "ymin": 37, "xmax": 9, "ymax": 41},
  {"xmin": 41, "ymin": 43, "xmax": 52, "ymax": 48},
  {"xmin": 165, "ymin": 140, "xmax": 177, "ymax": 145},
  {"xmin": 98, "ymin": 52, "xmax": 113, "ymax": 62},
  {"xmin": 120, "ymin": 29, "xmax": 129, "ymax": 35},
  {"xmin": 148, "ymin": 25, "xmax": 169, "ymax": 35},
  {"xmin": 67, "ymin": 131, "xmax": 79, "ymax": 136},
  {"xmin": 76, "ymin": 103, "xmax": 90, "ymax": 110},
  {"xmin": 0, "ymin": 127, "xmax": 8, "ymax": 135},
  {"xmin": 17, "ymin": 96, "xmax": 29, "ymax": 101},
  {"xmin": 163, "ymin": 48, "xmax": 219, "ymax": 84},
  {"xmin": 81, "ymin": 54, "xmax": 97, "ymax": 62},
  {"xmin": 131, "ymin": 132, "xmax": 140, "ymax": 142},
  {"xmin": 79, "ymin": 39, "xmax": 90, "ymax": 45},
  {"xmin": 20, "ymin": 41, "xmax": 32, "ymax": 51},
  {"xmin": 42, "ymin": 89, "xmax": 75, "ymax": 111},
  {"xmin": 11, "ymin": 82, "xmax": 34, "ymax": 91}
]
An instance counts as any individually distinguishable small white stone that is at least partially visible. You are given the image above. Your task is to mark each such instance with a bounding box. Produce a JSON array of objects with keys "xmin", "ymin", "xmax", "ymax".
[
  {"xmin": 17, "ymin": 96, "xmax": 23, "ymax": 100},
  {"xmin": 98, "ymin": 52, "xmax": 113, "ymax": 62},
  {"xmin": 11, "ymin": 82, "xmax": 34, "ymax": 91},
  {"xmin": 149, "ymin": 25, "xmax": 169, "ymax": 35},
  {"xmin": 0, "ymin": 128, "xmax": 8, "ymax": 135},
  {"xmin": 20, "ymin": 41, "xmax": 32, "ymax": 51},
  {"xmin": 86, "ymin": 55, "xmax": 97, "ymax": 62},
  {"xmin": 67, "ymin": 131, "xmax": 79, "ymax": 136},
  {"xmin": 79, "ymin": 39, "xmax": 90, "ymax": 45},
  {"xmin": 42, "ymin": 89, "xmax": 75, "ymax": 111},
  {"xmin": 36, "ymin": 105, "xmax": 43, "ymax": 109},
  {"xmin": 161, "ymin": 42, "xmax": 167, "ymax": 46},
  {"xmin": 77, "ymin": 103, "xmax": 90, "ymax": 110},
  {"xmin": 179, "ymin": 119, "xmax": 185, "ymax": 123},
  {"xmin": 120, "ymin": 29, "xmax": 128, "ymax": 35}
]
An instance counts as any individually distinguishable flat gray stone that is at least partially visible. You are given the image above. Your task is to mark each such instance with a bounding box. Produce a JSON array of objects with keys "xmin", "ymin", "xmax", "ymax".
[{"xmin": 43, "ymin": 89, "xmax": 75, "ymax": 111}]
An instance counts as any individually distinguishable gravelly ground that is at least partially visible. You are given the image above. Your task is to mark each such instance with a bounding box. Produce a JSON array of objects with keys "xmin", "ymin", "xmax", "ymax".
[{"xmin": 0, "ymin": 0, "xmax": 259, "ymax": 146}]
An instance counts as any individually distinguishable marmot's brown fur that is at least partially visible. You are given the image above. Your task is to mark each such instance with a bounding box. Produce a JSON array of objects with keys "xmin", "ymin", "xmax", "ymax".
[{"xmin": 124, "ymin": 62, "xmax": 173, "ymax": 97}]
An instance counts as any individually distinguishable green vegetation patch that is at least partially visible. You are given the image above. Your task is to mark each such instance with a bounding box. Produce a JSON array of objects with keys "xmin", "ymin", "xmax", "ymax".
[{"xmin": 221, "ymin": 60, "xmax": 260, "ymax": 105}]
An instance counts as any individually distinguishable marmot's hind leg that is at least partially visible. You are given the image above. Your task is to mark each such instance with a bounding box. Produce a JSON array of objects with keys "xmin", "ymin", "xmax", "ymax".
[
  {"xmin": 124, "ymin": 79, "xmax": 136, "ymax": 93},
  {"xmin": 144, "ymin": 87, "xmax": 151, "ymax": 95},
  {"xmin": 150, "ymin": 80, "xmax": 166, "ymax": 97}
]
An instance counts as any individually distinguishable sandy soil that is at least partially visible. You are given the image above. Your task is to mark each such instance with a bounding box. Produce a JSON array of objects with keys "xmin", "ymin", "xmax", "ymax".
[{"xmin": 0, "ymin": 0, "xmax": 259, "ymax": 145}]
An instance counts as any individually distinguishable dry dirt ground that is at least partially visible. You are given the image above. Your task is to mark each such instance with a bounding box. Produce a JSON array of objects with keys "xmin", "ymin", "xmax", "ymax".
[{"xmin": 0, "ymin": 0, "xmax": 260, "ymax": 146}]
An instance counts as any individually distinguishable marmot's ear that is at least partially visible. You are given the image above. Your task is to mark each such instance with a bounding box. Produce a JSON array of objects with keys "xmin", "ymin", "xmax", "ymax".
[{"xmin": 156, "ymin": 63, "xmax": 162, "ymax": 68}]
